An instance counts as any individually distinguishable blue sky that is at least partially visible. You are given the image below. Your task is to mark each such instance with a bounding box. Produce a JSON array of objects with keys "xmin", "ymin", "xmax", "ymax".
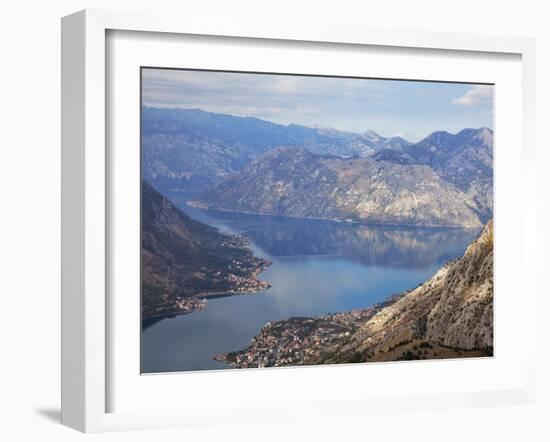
[{"xmin": 142, "ymin": 68, "xmax": 493, "ymax": 142}]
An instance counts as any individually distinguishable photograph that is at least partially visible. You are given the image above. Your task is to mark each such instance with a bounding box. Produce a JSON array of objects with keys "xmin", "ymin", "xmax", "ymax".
[{"xmin": 140, "ymin": 68, "xmax": 494, "ymax": 374}]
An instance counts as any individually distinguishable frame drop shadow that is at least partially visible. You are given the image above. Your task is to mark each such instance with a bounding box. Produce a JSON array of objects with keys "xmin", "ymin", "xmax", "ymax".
[{"xmin": 35, "ymin": 408, "xmax": 61, "ymax": 423}]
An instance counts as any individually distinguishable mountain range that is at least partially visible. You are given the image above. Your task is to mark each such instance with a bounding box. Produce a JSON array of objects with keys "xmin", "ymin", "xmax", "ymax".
[
  {"xmin": 142, "ymin": 107, "xmax": 411, "ymax": 195},
  {"xmin": 143, "ymin": 106, "xmax": 493, "ymax": 228},
  {"xmin": 192, "ymin": 130, "xmax": 492, "ymax": 228}
]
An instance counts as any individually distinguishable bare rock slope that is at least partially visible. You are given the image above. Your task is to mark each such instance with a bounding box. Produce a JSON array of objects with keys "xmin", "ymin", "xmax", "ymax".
[
  {"xmin": 194, "ymin": 147, "xmax": 484, "ymax": 228},
  {"xmin": 332, "ymin": 220, "xmax": 493, "ymax": 360}
]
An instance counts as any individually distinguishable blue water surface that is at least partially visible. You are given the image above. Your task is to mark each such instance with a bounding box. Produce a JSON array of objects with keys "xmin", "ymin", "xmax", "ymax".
[{"xmin": 141, "ymin": 207, "xmax": 479, "ymax": 373}]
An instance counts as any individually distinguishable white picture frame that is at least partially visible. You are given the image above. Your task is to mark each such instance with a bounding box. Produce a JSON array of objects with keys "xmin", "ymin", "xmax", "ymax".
[{"xmin": 61, "ymin": 9, "xmax": 538, "ymax": 433}]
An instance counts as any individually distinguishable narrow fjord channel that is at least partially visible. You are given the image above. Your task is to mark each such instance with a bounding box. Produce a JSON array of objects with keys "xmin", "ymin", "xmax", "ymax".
[{"xmin": 141, "ymin": 205, "xmax": 479, "ymax": 374}]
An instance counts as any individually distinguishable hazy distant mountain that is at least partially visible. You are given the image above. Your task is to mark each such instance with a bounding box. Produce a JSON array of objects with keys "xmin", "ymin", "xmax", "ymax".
[
  {"xmin": 142, "ymin": 107, "xmax": 405, "ymax": 194},
  {"xmin": 143, "ymin": 106, "xmax": 492, "ymax": 227},
  {"xmin": 308, "ymin": 127, "xmax": 412, "ymax": 157},
  {"xmin": 192, "ymin": 146, "xmax": 485, "ymax": 228},
  {"xmin": 141, "ymin": 181, "xmax": 269, "ymax": 321}
]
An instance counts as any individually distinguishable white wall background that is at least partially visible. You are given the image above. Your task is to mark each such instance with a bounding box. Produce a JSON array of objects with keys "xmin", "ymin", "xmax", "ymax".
[{"xmin": 0, "ymin": 1, "xmax": 547, "ymax": 440}]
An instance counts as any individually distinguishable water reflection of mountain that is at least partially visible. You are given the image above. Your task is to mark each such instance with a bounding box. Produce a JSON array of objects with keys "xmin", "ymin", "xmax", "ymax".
[{"xmin": 185, "ymin": 207, "xmax": 480, "ymax": 270}]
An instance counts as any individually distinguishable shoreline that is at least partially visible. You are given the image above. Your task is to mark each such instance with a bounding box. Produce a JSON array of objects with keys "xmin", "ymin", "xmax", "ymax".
[
  {"xmin": 142, "ymin": 261, "xmax": 272, "ymax": 327},
  {"xmin": 186, "ymin": 201, "xmax": 481, "ymax": 230},
  {"xmin": 213, "ymin": 291, "xmax": 408, "ymax": 368}
]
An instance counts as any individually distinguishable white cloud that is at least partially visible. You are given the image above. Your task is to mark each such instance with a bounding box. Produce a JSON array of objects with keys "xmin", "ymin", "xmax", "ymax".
[
  {"xmin": 141, "ymin": 68, "xmax": 386, "ymax": 128},
  {"xmin": 452, "ymin": 85, "xmax": 493, "ymax": 107}
]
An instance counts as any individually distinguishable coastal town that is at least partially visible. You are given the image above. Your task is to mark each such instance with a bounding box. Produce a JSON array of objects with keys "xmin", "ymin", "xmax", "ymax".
[
  {"xmin": 173, "ymin": 246, "xmax": 272, "ymax": 315},
  {"xmin": 214, "ymin": 309, "xmax": 376, "ymax": 368},
  {"xmin": 200, "ymin": 233, "xmax": 272, "ymax": 297},
  {"xmin": 142, "ymin": 188, "xmax": 273, "ymax": 321},
  {"xmin": 144, "ymin": 247, "xmax": 271, "ymax": 320},
  {"xmin": 224, "ymin": 270, "xmax": 271, "ymax": 294},
  {"xmin": 173, "ymin": 297, "xmax": 207, "ymax": 314},
  {"xmin": 213, "ymin": 292, "xmax": 407, "ymax": 368}
]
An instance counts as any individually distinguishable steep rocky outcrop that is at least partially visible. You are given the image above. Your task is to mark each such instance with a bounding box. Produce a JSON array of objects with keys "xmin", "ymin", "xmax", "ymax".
[
  {"xmin": 425, "ymin": 220, "xmax": 493, "ymax": 348},
  {"xmin": 328, "ymin": 220, "xmax": 494, "ymax": 359}
]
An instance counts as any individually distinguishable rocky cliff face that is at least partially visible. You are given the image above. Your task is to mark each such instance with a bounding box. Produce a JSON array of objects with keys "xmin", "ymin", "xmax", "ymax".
[
  {"xmin": 193, "ymin": 146, "xmax": 485, "ymax": 228},
  {"xmin": 425, "ymin": 220, "xmax": 493, "ymax": 349},
  {"xmin": 374, "ymin": 128, "xmax": 493, "ymax": 222},
  {"xmin": 334, "ymin": 220, "xmax": 493, "ymax": 357}
]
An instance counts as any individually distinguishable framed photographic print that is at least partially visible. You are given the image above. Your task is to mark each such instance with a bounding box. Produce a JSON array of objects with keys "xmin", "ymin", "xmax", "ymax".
[
  {"xmin": 139, "ymin": 68, "xmax": 495, "ymax": 374},
  {"xmin": 61, "ymin": 9, "xmax": 538, "ymax": 432}
]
